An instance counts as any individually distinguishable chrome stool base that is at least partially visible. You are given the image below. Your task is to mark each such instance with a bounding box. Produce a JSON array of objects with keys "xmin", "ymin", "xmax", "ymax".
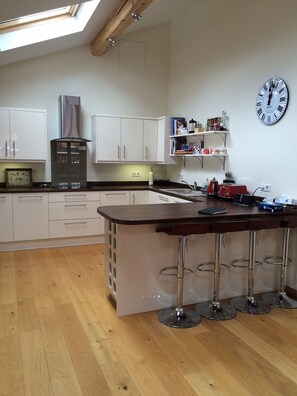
[
  {"xmin": 158, "ymin": 307, "xmax": 201, "ymax": 328},
  {"xmin": 195, "ymin": 301, "xmax": 236, "ymax": 321},
  {"xmin": 230, "ymin": 296, "xmax": 271, "ymax": 314},
  {"xmin": 262, "ymin": 292, "xmax": 297, "ymax": 309}
]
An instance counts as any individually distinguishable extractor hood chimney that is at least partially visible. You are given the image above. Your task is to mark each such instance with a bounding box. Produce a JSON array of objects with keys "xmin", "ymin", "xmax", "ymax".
[{"xmin": 55, "ymin": 95, "xmax": 90, "ymax": 142}]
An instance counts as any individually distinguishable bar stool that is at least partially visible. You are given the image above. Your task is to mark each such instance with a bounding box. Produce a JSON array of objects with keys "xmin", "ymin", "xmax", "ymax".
[
  {"xmin": 262, "ymin": 217, "xmax": 297, "ymax": 308},
  {"xmin": 230, "ymin": 218, "xmax": 281, "ymax": 314},
  {"xmin": 156, "ymin": 223, "xmax": 210, "ymax": 328},
  {"xmin": 195, "ymin": 220, "xmax": 247, "ymax": 320}
]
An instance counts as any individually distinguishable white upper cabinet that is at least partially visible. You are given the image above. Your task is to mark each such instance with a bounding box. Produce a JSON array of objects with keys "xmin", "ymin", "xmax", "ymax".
[
  {"xmin": 92, "ymin": 114, "xmax": 172, "ymax": 164},
  {"xmin": 0, "ymin": 107, "xmax": 47, "ymax": 162},
  {"xmin": 92, "ymin": 115, "xmax": 143, "ymax": 162},
  {"xmin": 92, "ymin": 116, "xmax": 121, "ymax": 162},
  {"xmin": 121, "ymin": 118, "xmax": 143, "ymax": 161},
  {"xmin": 143, "ymin": 119, "xmax": 158, "ymax": 162}
]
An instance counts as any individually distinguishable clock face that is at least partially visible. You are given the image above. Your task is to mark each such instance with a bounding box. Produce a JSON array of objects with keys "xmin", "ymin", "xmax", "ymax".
[{"xmin": 256, "ymin": 77, "xmax": 289, "ymax": 125}]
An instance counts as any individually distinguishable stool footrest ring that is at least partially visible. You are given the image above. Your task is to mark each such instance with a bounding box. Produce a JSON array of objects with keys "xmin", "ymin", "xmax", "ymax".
[
  {"xmin": 264, "ymin": 256, "xmax": 292, "ymax": 265},
  {"xmin": 232, "ymin": 258, "xmax": 262, "ymax": 268},
  {"xmin": 160, "ymin": 266, "xmax": 193, "ymax": 276},
  {"xmin": 197, "ymin": 262, "xmax": 229, "ymax": 272}
]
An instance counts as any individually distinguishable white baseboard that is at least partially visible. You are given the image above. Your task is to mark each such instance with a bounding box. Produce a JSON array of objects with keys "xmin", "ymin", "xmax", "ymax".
[{"xmin": 0, "ymin": 235, "xmax": 105, "ymax": 252}]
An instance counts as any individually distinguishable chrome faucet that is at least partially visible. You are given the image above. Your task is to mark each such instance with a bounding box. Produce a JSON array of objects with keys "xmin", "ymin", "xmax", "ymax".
[{"xmin": 181, "ymin": 179, "xmax": 197, "ymax": 191}]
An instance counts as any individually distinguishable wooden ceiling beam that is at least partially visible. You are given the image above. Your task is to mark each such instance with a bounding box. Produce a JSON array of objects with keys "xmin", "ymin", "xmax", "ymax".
[{"xmin": 91, "ymin": 0, "xmax": 154, "ymax": 56}]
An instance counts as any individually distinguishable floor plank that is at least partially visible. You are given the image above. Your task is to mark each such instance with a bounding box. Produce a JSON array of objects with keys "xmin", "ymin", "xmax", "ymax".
[{"xmin": 1, "ymin": 244, "xmax": 297, "ymax": 395}]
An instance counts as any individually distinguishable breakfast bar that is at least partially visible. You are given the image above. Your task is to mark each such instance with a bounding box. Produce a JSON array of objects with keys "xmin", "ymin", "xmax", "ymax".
[{"xmin": 97, "ymin": 200, "xmax": 297, "ymax": 316}]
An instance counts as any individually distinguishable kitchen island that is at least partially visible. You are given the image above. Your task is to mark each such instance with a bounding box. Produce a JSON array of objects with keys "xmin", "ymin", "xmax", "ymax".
[{"xmin": 97, "ymin": 200, "xmax": 297, "ymax": 316}]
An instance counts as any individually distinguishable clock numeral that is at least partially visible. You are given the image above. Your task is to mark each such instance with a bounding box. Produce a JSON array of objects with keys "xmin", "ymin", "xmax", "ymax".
[
  {"xmin": 263, "ymin": 84, "xmax": 268, "ymax": 91},
  {"xmin": 261, "ymin": 113, "xmax": 266, "ymax": 122},
  {"xmin": 274, "ymin": 113, "xmax": 278, "ymax": 119},
  {"xmin": 274, "ymin": 81, "xmax": 279, "ymax": 89},
  {"xmin": 277, "ymin": 105, "xmax": 284, "ymax": 112},
  {"xmin": 280, "ymin": 96, "xmax": 286, "ymax": 102},
  {"xmin": 257, "ymin": 108, "xmax": 263, "ymax": 116},
  {"xmin": 279, "ymin": 87, "xmax": 285, "ymax": 94},
  {"xmin": 256, "ymin": 101, "xmax": 262, "ymax": 107},
  {"xmin": 267, "ymin": 115, "xmax": 271, "ymax": 124}
]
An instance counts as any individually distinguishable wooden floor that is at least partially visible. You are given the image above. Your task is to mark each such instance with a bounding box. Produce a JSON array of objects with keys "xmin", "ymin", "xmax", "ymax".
[{"xmin": 1, "ymin": 244, "xmax": 297, "ymax": 396}]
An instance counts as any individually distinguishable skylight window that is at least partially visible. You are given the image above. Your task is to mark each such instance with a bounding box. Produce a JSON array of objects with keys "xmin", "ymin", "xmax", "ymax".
[
  {"xmin": 0, "ymin": 0, "xmax": 100, "ymax": 52},
  {"xmin": 0, "ymin": 5, "xmax": 80, "ymax": 33}
]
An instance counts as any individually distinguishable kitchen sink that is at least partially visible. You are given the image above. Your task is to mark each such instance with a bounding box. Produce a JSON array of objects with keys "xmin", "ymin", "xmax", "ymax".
[{"xmin": 159, "ymin": 188, "xmax": 205, "ymax": 197}]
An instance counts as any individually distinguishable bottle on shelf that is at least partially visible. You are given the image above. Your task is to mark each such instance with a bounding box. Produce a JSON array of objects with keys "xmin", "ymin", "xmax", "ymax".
[{"xmin": 149, "ymin": 167, "xmax": 154, "ymax": 186}]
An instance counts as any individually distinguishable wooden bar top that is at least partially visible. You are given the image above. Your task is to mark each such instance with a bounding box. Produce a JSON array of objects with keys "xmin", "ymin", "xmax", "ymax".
[{"xmin": 97, "ymin": 200, "xmax": 295, "ymax": 225}]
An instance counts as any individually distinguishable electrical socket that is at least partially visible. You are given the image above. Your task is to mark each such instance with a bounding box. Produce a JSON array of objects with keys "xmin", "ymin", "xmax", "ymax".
[
  {"xmin": 261, "ymin": 183, "xmax": 271, "ymax": 192},
  {"xmin": 132, "ymin": 171, "xmax": 140, "ymax": 177}
]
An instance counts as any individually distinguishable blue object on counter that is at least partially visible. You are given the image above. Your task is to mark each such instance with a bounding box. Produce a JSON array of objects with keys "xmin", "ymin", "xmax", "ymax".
[{"xmin": 258, "ymin": 201, "xmax": 283, "ymax": 212}]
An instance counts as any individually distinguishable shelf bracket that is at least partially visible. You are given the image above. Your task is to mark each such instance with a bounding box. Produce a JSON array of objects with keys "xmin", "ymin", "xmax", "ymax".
[
  {"xmin": 213, "ymin": 132, "xmax": 227, "ymax": 147},
  {"xmin": 213, "ymin": 155, "xmax": 226, "ymax": 170}
]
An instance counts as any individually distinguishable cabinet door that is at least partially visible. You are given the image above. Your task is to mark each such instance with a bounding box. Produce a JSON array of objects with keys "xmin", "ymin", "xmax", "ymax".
[
  {"xmin": 0, "ymin": 108, "xmax": 10, "ymax": 160},
  {"xmin": 10, "ymin": 109, "xmax": 47, "ymax": 161},
  {"xmin": 0, "ymin": 194, "xmax": 13, "ymax": 242},
  {"xmin": 101, "ymin": 191, "xmax": 130, "ymax": 206},
  {"xmin": 121, "ymin": 118, "xmax": 143, "ymax": 161},
  {"xmin": 129, "ymin": 190, "xmax": 150, "ymax": 205},
  {"xmin": 13, "ymin": 193, "xmax": 49, "ymax": 241},
  {"xmin": 93, "ymin": 116, "xmax": 121, "ymax": 162},
  {"xmin": 143, "ymin": 119, "xmax": 158, "ymax": 162}
]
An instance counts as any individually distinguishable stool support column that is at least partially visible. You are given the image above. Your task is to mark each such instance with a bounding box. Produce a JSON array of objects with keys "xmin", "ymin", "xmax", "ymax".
[
  {"xmin": 195, "ymin": 233, "xmax": 237, "ymax": 320},
  {"xmin": 158, "ymin": 235, "xmax": 201, "ymax": 328},
  {"xmin": 262, "ymin": 227, "xmax": 297, "ymax": 308},
  {"xmin": 231, "ymin": 230, "xmax": 271, "ymax": 314}
]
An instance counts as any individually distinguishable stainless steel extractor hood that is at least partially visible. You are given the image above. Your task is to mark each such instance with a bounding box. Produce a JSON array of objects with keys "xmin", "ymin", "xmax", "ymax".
[{"xmin": 53, "ymin": 95, "xmax": 90, "ymax": 142}]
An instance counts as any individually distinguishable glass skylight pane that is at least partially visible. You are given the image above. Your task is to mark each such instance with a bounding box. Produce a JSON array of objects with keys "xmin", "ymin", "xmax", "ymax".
[{"xmin": 0, "ymin": 5, "xmax": 80, "ymax": 32}]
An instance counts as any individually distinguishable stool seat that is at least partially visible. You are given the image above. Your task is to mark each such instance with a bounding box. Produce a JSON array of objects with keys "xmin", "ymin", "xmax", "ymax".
[
  {"xmin": 230, "ymin": 217, "xmax": 281, "ymax": 315},
  {"xmin": 262, "ymin": 217, "xmax": 297, "ymax": 309},
  {"xmin": 195, "ymin": 220, "xmax": 247, "ymax": 320}
]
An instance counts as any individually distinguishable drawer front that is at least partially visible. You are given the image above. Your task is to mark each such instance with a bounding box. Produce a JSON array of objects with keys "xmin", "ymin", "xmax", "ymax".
[
  {"xmin": 49, "ymin": 191, "xmax": 100, "ymax": 203},
  {"xmin": 101, "ymin": 191, "xmax": 130, "ymax": 206},
  {"xmin": 49, "ymin": 201, "xmax": 100, "ymax": 220},
  {"xmin": 49, "ymin": 218, "xmax": 102, "ymax": 238}
]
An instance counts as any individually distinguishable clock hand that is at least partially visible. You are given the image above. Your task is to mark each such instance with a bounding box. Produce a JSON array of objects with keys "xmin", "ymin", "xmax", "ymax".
[{"xmin": 267, "ymin": 81, "xmax": 274, "ymax": 106}]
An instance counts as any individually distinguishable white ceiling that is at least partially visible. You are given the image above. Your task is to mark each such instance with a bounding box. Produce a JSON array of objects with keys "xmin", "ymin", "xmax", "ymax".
[{"xmin": 0, "ymin": 0, "xmax": 195, "ymax": 67}]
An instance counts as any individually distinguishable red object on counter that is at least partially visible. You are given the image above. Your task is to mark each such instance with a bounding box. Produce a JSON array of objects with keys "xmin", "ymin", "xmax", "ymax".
[
  {"xmin": 207, "ymin": 177, "xmax": 219, "ymax": 198},
  {"xmin": 217, "ymin": 183, "xmax": 248, "ymax": 200}
]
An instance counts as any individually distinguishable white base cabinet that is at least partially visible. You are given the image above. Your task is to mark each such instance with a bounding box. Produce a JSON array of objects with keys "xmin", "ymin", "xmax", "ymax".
[
  {"xmin": 0, "ymin": 194, "xmax": 13, "ymax": 242},
  {"xmin": 49, "ymin": 191, "xmax": 102, "ymax": 238},
  {"xmin": 13, "ymin": 193, "xmax": 49, "ymax": 241},
  {"xmin": 0, "ymin": 107, "xmax": 47, "ymax": 161}
]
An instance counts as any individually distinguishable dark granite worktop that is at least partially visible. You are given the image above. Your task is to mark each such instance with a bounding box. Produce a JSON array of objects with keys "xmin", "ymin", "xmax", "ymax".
[{"xmin": 0, "ymin": 181, "xmax": 204, "ymax": 200}]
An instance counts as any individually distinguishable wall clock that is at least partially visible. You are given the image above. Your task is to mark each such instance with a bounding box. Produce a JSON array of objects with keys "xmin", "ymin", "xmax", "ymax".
[{"xmin": 256, "ymin": 77, "xmax": 289, "ymax": 125}]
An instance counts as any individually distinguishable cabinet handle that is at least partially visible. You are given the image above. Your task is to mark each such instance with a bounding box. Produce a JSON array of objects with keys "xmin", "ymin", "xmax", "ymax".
[
  {"xmin": 105, "ymin": 193, "xmax": 126, "ymax": 196},
  {"xmin": 64, "ymin": 204, "xmax": 87, "ymax": 207},
  {"xmin": 158, "ymin": 195, "xmax": 169, "ymax": 202},
  {"xmin": 13, "ymin": 141, "xmax": 16, "ymax": 157},
  {"xmin": 18, "ymin": 195, "xmax": 43, "ymax": 199},
  {"xmin": 123, "ymin": 145, "xmax": 126, "ymax": 159},
  {"xmin": 132, "ymin": 193, "xmax": 135, "ymax": 205},
  {"xmin": 5, "ymin": 141, "xmax": 8, "ymax": 158},
  {"xmin": 117, "ymin": 145, "xmax": 120, "ymax": 159},
  {"xmin": 63, "ymin": 194, "xmax": 87, "ymax": 198},
  {"xmin": 145, "ymin": 145, "xmax": 148, "ymax": 160},
  {"xmin": 64, "ymin": 221, "xmax": 87, "ymax": 225}
]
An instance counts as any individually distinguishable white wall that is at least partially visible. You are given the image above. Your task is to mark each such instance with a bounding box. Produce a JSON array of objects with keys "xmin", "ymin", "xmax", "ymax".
[
  {"xmin": 0, "ymin": 23, "xmax": 169, "ymax": 183},
  {"xmin": 167, "ymin": 0, "xmax": 297, "ymax": 200}
]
